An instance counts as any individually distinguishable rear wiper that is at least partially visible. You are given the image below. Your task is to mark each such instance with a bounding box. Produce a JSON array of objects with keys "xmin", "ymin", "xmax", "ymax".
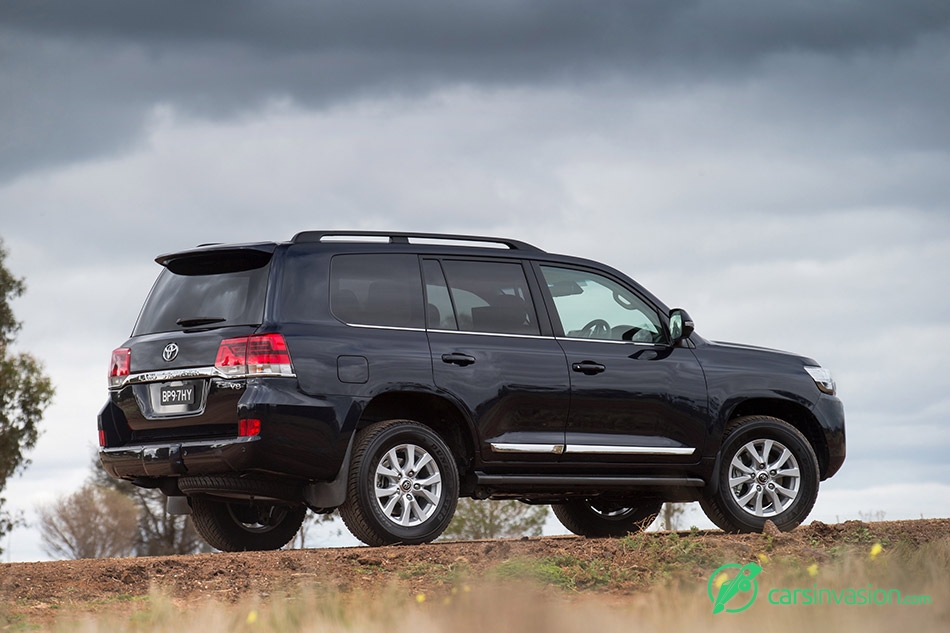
[{"xmin": 176, "ymin": 317, "xmax": 227, "ymax": 328}]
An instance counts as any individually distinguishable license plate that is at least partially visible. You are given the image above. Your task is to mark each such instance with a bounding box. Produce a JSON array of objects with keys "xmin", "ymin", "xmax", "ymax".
[{"xmin": 160, "ymin": 385, "xmax": 196, "ymax": 405}]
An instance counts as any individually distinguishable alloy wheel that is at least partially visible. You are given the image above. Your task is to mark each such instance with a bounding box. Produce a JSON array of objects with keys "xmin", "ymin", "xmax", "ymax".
[
  {"xmin": 728, "ymin": 438, "xmax": 801, "ymax": 517},
  {"xmin": 373, "ymin": 443, "xmax": 443, "ymax": 527}
]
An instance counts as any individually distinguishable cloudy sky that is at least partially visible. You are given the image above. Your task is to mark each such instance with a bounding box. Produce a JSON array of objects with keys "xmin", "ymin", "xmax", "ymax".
[{"xmin": 2, "ymin": 1, "xmax": 949, "ymax": 561}]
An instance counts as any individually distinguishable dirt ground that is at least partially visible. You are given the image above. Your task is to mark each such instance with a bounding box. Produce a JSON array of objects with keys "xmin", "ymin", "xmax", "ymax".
[{"xmin": 1, "ymin": 518, "xmax": 948, "ymax": 625}]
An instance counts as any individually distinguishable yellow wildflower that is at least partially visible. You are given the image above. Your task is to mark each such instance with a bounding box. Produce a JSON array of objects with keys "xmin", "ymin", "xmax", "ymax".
[{"xmin": 713, "ymin": 572, "xmax": 729, "ymax": 589}]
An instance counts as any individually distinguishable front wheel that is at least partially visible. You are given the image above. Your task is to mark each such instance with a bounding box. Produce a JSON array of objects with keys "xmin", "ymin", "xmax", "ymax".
[
  {"xmin": 190, "ymin": 497, "xmax": 307, "ymax": 551},
  {"xmin": 553, "ymin": 499, "xmax": 662, "ymax": 538},
  {"xmin": 339, "ymin": 420, "xmax": 459, "ymax": 546},
  {"xmin": 701, "ymin": 415, "xmax": 819, "ymax": 533}
]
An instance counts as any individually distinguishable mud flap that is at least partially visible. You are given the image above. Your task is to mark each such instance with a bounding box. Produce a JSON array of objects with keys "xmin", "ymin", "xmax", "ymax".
[
  {"xmin": 303, "ymin": 434, "xmax": 355, "ymax": 510},
  {"xmin": 166, "ymin": 495, "xmax": 193, "ymax": 515}
]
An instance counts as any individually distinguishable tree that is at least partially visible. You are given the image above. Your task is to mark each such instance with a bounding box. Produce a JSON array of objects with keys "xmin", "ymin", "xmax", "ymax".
[
  {"xmin": 659, "ymin": 502, "xmax": 686, "ymax": 531},
  {"xmin": 442, "ymin": 499, "xmax": 548, "ymax": 540},
  {"xmin": 36, "ymin": 483, "xmax": 139, "ymax": 559},
  {"xmin": 92, "ymin": 452, "xmax": 337, "ymax": 554},
  {"xmin": 0, "ymin": 239, "xmax": 54, "ymax": 554},
  {"xmin": 288, "ymin": 511, "xmax": 340, "ymax": 549}
]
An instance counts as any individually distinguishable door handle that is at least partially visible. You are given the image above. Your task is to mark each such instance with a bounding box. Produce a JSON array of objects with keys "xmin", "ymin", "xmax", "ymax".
[
  {"xmin": 572, "ymin": 361, "xmax": 606, "ymax": 375},
  {"xmin": 442, "ymin": 353, "xmax": 476, "ymax": 367}
]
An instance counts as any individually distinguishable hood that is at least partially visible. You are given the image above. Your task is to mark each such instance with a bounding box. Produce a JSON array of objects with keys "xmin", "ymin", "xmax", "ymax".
[{"xmin": 704, "ymin": 339, "xmax": 819, "ymax": 367}]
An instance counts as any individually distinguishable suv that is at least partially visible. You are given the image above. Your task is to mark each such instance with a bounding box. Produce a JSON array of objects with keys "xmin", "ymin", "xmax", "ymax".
[{"xmin": 99, "ymin": 231, "xmax": 845, "ymax": 551}]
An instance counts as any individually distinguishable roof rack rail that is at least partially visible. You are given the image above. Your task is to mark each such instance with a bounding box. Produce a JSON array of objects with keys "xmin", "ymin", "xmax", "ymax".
[{"xmin": 291, "ymin": 230, "xmax": 544, "ymax": 253}]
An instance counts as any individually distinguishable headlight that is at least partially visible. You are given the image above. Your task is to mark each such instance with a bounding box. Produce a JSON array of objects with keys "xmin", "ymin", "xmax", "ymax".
[{"xmin": 804, "ymin": 365, "xmax": 836, "ymax": 395}]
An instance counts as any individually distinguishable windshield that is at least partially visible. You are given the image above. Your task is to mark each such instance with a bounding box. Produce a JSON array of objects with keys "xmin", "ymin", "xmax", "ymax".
[{"xmin": 133, "ymin": 254, "xmax": 270, "ymax": 335}]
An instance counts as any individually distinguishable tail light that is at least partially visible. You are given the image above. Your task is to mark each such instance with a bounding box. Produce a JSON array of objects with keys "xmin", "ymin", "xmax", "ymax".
[
  {"xmin": 98, "ymin": 429, "xmax": 107, "ymax": 447},
  {"xmin": 108, "ymin": 348, "xmax": 131, "ymax": 388},
  {"xmin": 215, "ymin": 333, "xmax": 294, "ymax": 378},
  {"xmin": 215, "ymin": 337, "xmax": 249, "ymax": 378}
]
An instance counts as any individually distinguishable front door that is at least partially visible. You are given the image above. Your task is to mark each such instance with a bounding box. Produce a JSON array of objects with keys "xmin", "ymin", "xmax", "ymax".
[{"xmin": 536, "ymin": 264, "xmax": 708, "ymax": 467}]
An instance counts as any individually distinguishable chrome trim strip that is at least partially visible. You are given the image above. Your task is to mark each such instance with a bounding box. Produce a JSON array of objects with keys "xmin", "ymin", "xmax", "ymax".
[
  {"xmin": 429, "ymin": 329, "xmax": 551, "ymax": 341},
  {"xmin": 344, "ymin": 321, "xmax": 553, "ymax": 340},
  {"xmin": 491, "ymin": 442, "xmax": 696, "ymax": 455},
  {"xmin": 489, "ymin": 442, "xmax": 695, "ymax": 456},
  {"xmin": 557, "ymin": 337, "xmax": 657, "ymax": 347},
  {"xmin": 111, "ymin": 366, "xmax": 296, "ymax": 390},
  {"xmin": 344, "ymin": 323, "xmax": 662, "ymax": 345},
  {"xmin": 490, "ymin": 443, "xmax": 565, "ymax": 454},
  {"xmin": 124, "ymin": 366, "xmax": 220, "ymax": 385},
  {"xmin": 345, "ymin": 323, "xmax": 427, "ymax": 333},
  {"xmin": 564, "ymin": 445, "xmax": 695, "ymax": 456}
]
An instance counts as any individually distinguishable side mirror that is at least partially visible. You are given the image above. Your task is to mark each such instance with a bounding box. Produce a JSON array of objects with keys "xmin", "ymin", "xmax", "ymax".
[{"xmin": 669, "ymin": 308, "xmax": 694, "ymax": 342}]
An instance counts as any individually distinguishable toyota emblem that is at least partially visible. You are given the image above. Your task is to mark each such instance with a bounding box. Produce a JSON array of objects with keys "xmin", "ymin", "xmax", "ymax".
[{"xmin": 162, "ymin": 343, "xmax": 179, "ymax": 362}]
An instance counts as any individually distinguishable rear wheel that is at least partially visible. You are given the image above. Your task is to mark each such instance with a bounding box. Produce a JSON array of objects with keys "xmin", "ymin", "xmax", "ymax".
[
  {"xmin": 552, "ymin": 499, "xmax": 662, "ymax": 538},
  {"xmin": 340, "ymin": 420, "xmax": 459, "ymax": 546},
  {"xmin": 191, "ymin": 497, "xmax": 306, "ymax": 552},
  {"xmin": 701, "ymin": 415, "xmax": 819, "ymax": 533}
]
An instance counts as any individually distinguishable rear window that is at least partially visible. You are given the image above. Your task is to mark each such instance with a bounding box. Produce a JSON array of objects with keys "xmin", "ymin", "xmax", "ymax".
[
  {"xmin": 330, "ymin": 254, "xmax": 425, "ymax": 328},
  {"xmin": 133, "ymin": 253, "xmax": 271, "ymax": 335}
]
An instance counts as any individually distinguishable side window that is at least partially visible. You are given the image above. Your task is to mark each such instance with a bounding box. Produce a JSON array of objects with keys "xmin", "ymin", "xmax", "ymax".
[
  {"xmin": 329, "ymin": 254, "xmax": 425, "ymax": 328},
  {"xmin": 540, "ymin": 266, "xmax": 666, "ymax": 344},
  {"xmin": 440, "ymin": 260, "xmax": 539, "ymax": 335},
  {"xmin": 422, "ymin": 259, "xmax": 458, "ymax": 330}
]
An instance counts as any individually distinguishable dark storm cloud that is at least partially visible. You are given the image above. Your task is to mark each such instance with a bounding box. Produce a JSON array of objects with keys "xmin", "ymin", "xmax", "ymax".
[
  {"xmin": 5, "ymin": 0, "xmax": 947, "ymax": 61},
  {"xmin": 1, "ymin": 0, "xmax": 948, "ymax": 183}
]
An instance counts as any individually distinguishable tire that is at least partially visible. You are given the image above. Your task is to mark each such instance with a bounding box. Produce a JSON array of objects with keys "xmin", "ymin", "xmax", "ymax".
[
  {"xmin": 701, "ymin": 415, "xmax": 819, "ymax": 533},
  {"xmin": 552, "ymin": 499, "xmax": 662, "ymax": 538},
  {"xmin": 190, "ymin": 496, "xmax": 307, "ymax": 552},
  {"xmin": 339, "ymin": 420, "xmax": 459, "ymax": 546}
]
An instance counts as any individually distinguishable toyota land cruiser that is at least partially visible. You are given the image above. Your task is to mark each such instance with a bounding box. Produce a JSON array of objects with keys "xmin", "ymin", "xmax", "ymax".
[{"xmin": 99, "ymin": 231, "xmax": 845, "ymax": 550}]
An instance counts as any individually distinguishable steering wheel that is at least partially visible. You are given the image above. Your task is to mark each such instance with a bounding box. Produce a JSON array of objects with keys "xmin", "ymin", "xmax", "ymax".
[{"xmin": 579, "ymin": 319, "xmax": 610, "ymax": 339}]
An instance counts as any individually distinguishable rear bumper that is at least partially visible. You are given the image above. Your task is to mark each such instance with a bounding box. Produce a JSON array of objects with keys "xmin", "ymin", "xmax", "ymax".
[
  {"xmin": 98, "ymin": 379, "xmax": 361, "ymax": 482},
  {"xmin": 100, "ymin": 436, "xmax": 261, "ymax": 479}
]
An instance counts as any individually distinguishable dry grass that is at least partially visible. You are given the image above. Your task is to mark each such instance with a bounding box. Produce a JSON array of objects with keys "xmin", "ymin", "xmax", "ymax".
[{"xmin": 26, "ymin": 536, "xmax": 948, "ymax": 633}]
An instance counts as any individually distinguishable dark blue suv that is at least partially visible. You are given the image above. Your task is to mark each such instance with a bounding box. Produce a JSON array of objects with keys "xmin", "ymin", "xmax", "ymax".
[{"xmin": 99, "ymin": 231, "xmax": 845, "ymax": 551}]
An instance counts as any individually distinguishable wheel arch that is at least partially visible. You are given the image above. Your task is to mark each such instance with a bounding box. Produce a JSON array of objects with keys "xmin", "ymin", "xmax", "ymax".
[
  {"xmin": 358, "ymin": 390, "xmax": 477, "ymax": 484},
  {"xmin": 726, "ymin": 398, "xmax": 830, "ymax": 479}
]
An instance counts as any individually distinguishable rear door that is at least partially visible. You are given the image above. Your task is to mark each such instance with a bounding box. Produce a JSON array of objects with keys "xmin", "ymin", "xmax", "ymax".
[{"xmin": 424, "ymin": 258, "xmax": 570, "ymax": 464}]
